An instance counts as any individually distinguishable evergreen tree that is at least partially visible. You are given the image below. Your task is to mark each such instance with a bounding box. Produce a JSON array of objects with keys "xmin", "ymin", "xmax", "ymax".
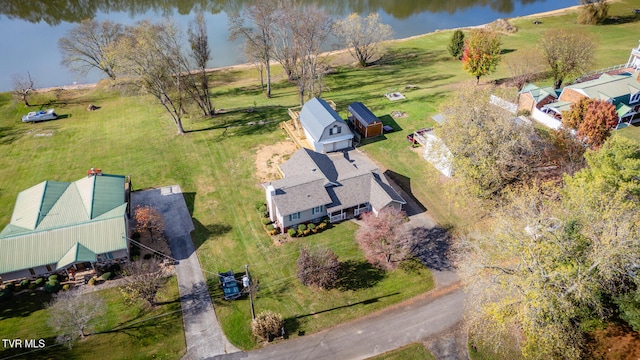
[{"xmin": 447, "ymin": 29, "xmax": 465, "ymax": 60}]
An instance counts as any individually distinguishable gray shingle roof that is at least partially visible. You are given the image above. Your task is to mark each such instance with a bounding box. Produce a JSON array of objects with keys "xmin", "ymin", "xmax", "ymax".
[{"xmin": 265, "ymin": 149, "xmax": 405, "ymax": 216}]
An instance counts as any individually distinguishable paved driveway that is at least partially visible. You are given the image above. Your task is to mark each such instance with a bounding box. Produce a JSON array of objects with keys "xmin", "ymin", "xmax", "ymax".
[{"xmin": 131, "ymin": 186, "xmax": 238, "ymax": 359}]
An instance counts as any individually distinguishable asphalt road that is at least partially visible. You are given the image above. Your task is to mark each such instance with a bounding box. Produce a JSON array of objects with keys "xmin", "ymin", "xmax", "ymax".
[{"xmin": 210, "ymin": 269, "xmax": 464, "ymax": 360}]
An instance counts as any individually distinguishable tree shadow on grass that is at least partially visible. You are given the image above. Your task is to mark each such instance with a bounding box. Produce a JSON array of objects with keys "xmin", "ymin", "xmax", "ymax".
[
  {"xmin": 409, "ymin": 226, "xmax": 454, "ymax": 271},
  {"xmin": 0, "ymin": 290, "xmax": 52, "ymax": 321},
  {"xmin": 0, "ymin": 126, "xmax": 27, "ymax": 145},
  {"xmin": 191, "ymin": 217, "xmax": 232, "ymax": 249},
  {"xmin": 295, "ymin": 292, "xmax": 399, "ymax": 319},
  {"xmin": 336, "ymin": 260, "xmax": 386, "ymax": 291}
]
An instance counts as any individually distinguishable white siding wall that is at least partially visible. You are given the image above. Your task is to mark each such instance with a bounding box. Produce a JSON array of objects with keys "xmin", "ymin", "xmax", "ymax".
[{"xmin": 532, "ymin": 108, "xmax": 562, "ymax": 130}]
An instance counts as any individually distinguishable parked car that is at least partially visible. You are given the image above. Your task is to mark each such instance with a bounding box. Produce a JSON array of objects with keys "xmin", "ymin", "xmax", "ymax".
[{"xmin": 22, "ymin": 109, "xmax": 58, "ymax": 122}]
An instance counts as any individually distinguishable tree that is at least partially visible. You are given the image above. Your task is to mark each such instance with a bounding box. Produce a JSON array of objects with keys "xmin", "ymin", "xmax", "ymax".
[
  {"xmin": 355, "ymin": 207, "xmax": 410, "ymax": 269},
  {"xmin": 562, "ymin": 98, "xmax": 618, "ymax": 149},
  {"xmin": 538, "ymin": 30, "xmax": 596, "ymax": 89},
  {"xmin": 436, "ymin": 86, "xmax": 540, "ymax": 197},
  {"xmin": 458, "ymin": 185, "xmax": 640, "ymax": 359},
  {"xmin": 11, "ymin": 72, "xmax": 35, "ymax": 106},
  {"xmin": 120, "ymin": 258, "xmax": 166, "ymax": 306},
  {"xmin": 133, "ymin": 205, "xmax": 165, "ymax": 243},
  {"xmin": 505, "ymin": 48, "xmax": 544, "ymax": 90},
  {"xmin": 187, "ymin": 13, "xmax": 214, "ymax": 116},
  {"xmin": 578, "ymin": 0, "xmax": 610, "ymax": 25},
  {"xmin": 48, "ymin": 291, "xmax": 106, "ymax": 348},
  {"xmin": 115, "ymin": 20, "xmax": 188, "ymax": 134},
  {"xmin": 297, "ymin": 245, "xmax": 340, "ymax": 289},
  {"xmin": 270, "ymin": 0, "xmax": 300, "ymax": 81},
  {"xmin": 447, "ymin": 29, "xmax": 465, "ymax": 60},
  {"xmin": 333, "ymin": 12, "xmax": 394, "ymax": 67},
  {"xmin": 288, "ymin": 3, "xmax": 333, "ymax": 105},
  {"xmin": 58, "ymin": 19, "xmax": 123, "ymax": 80},
  {"xmin": 461, "ymin": 29, "xmax": 502, "ymax": 84},
  {"xmin": 228, "ymin": 0, "xmax": 276, "ymax": 98}
]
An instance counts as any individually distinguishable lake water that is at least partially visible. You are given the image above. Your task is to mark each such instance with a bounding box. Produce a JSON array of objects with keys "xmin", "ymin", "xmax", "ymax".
[{"xmin": 0, "ymin": 0, "xmax": 576, "ymax": 92}]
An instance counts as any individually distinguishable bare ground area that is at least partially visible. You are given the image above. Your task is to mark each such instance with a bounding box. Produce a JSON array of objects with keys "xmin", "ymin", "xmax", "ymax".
[{"xmin": 254, "ymin": 140, "xmax": 299, "ymax": 182}]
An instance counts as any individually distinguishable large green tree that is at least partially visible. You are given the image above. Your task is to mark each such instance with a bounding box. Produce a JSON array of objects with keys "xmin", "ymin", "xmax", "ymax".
[
  {"xmin": 461, "ymin": 29, "xmax": 502, "ymax": 84},
  {"xmin": 436, "ymin": 87, "xmax": 539, "ymax": 197}
]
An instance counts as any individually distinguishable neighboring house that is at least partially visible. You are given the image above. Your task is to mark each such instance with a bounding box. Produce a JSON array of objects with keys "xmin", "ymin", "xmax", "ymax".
[
  {"xmin": 347, "ymin": 102, "xmax": 383, "ymax": 138},
  {"xmin": 520, "ymin": 72, "xmax": 640, "ymax": 129},
  {"xmin": 0, "ymin": 171, "xmax": 130, "ymax": 283},
  {"xmin": 628, "ymin": 40, "xmax": 640, "ymax": 69},
  {"xmin": 299, "ymin": 97, "xmax": 354, "ymax": 153},
  {"xmin": 263, "ymin": 148, "xmax": 406, "ymax": 232}
]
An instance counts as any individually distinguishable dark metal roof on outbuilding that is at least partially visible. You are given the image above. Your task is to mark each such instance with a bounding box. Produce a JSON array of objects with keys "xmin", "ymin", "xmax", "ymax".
[{"xmin": 348, "ymin": 102, "xmax": 380, "ymax": 126}]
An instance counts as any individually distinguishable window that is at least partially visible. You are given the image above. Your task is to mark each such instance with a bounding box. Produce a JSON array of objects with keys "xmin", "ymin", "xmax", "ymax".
[
  {"xmin": 312, "ymin": 205, "xmax": 323, "ymax": 215},
  {"xmin": 289, "ymin": 212, "xmax": 300, "ymax": 221},
  {"xmin": 329, "ymin": 125, "xmax": 341, "ymax": 135},
  {"xmin": 46, "ymin": 265, "xmax": 52, "ymax": 272},
  {"xmin": 29, "ymin": 268, "xmax": 35, "ymax": 276},
  {"xmin": 631, "ymin": 92, "xmax": 640, "ymax": 104}
]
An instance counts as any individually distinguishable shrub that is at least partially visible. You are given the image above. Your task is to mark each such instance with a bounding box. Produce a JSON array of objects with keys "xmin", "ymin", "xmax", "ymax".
[
  {"xmin": 88, "ymin": 278, "xmax": 96, "ymax": 286},
  {"xmin": 101, "ymin": 272, "xmax": 112, "ymax": 281},
  {"xmin": 29, "ymin": 282, "xmax": 37, "ymax": 290},
  {"xmin": 307, "ymin": 223, "xmax": 316, "ymax": 233},
  {"xmin": 35, "ymin": 277, "xmax": 45, "ymax": 287},
  {"xmin": 143, "ymin": 253, "xmax": 153, "ymax": 260},
  {"xmin": 5, "ymin": 283, "xmax": 15, "ymax": 291},
  {"xmin": 20, "ymin": 279, "xmax": 30, "ymax": 288},
  {"xmin": 297, "ymin": 246, "xmax": 341, "ymax": 289},
  {"xmin": 0, "ymin": 288, "xmax": 12, "ymax": 301},
  {"xmin": 287, "ymin": 228, "xmax": 297, "ymax": 237},
  {"xmin": 268, "ymin": 229, "xmax": 277, "ymax": 236},
  {"xmin": 317, "ymin": 222, "xmax": 327, "ymax": 230},
  {"xmin": 297, "ymin": 224, "xmax": 307, "ymax": 231},
  {"xmin": 62, "ymin": 284, "xmax": 71, "ymax": 291},
  {"xmin": 303, "ymin": 230, "xmax": 311, "ymax": 236},
  {"xmin": 266, "ymin": 224, "xmax": 275, "ymax": 231},
  {"xmin": 45, "ymin": 280, "xmax": 60, "ymax": 293},
  {"xmin": 48, "ymin": 274, "xmax": 59, "ymax": 282},
  {"xmin": 255, "ymin": 201, "xmax": 266, "ymax": 211},
  {"xmin": 261, "ymin": 218, "xmax": 271, "ymax": 225},
  {"xmin": 251, "ymin": 310, "xmax": 284, "ymax": 341},
  {"xmin": 258, "ymin": 205, "xmax": 267, "ymax": 213}
]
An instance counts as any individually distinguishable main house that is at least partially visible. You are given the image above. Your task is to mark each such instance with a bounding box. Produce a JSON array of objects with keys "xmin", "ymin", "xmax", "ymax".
[
  {"xmin": 0, "ymin": 171, "xmax": 130, "ymax": 283},
  {"xmin": 299, "ymin": 97, "xmax": 354, "ymax": 153},
  {"xmin": 263, "ymin": 148, "xmax": 406, "ymax": 233}
]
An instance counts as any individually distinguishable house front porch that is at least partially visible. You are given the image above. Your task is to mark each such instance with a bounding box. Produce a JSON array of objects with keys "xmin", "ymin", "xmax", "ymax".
[{"xmin": 329, "ymin": 203, "xmax": 371, "ymax": 223}]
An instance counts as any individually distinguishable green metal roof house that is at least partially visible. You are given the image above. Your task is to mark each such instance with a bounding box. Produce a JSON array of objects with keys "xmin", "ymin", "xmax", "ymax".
[{"xmin": 0, "ymin": 172, "xmax": 130, "ymax": 283}]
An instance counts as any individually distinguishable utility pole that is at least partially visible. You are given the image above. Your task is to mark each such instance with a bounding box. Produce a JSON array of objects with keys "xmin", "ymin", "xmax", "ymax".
[{"xmin": 245, "ymin": 264, "xmax": 255, "ymax": 320}]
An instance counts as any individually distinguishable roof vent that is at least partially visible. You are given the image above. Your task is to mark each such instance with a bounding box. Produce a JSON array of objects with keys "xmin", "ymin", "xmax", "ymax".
[{"xmin": 311, "ymin": 168, "xmax": 316, "ymax": 172}]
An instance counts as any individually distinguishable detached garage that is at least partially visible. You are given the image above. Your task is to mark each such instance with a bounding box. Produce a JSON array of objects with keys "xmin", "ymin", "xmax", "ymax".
[{"xmin": 348, "ymin": 102, "xmax": 383, "ymax": 138}]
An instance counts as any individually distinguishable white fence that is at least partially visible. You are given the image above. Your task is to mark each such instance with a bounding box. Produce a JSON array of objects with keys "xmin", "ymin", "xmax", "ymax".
[
  {"xmin": 490, "ymin": 94, "xmax": 517, "ymax": 115},
  {"xmin": 531, "ymin": 108, "xmax": 562, "ymax": 130}
]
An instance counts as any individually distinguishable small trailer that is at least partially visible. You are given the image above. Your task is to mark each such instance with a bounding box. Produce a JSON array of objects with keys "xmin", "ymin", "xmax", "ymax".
[{"xmin": 218, "ymin": 270, "xmax": 241, "ymax": 300}]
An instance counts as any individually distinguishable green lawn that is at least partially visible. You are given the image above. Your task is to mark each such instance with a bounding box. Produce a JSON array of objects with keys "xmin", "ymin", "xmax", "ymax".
[
  {"xmin": 1, "ymin": 0, "xmax": 639, "ymax": 354},
  {"xmin": 0, "ymin": 276, "xmax": 185, "ymax": 360},
  {"xmin": 367, "ymin": 342, "xmax": 437, "ymax": 360}
]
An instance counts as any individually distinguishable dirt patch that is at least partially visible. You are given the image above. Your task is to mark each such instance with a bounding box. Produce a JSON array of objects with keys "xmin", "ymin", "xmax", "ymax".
[
  {"xmin": 255, "ymin": 140, "xmax": 299, "ymax": 182},
  {"xmin": 587, "ymin": 324, "xmax": 640, "ymax": 359}
]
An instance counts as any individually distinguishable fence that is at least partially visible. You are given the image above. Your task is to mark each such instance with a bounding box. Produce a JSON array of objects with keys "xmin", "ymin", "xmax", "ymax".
[
  {"xmin": 490, "ymin": 94, "xmax": 517, "ymax": 115},
  {"xmin": 531, "ymin": 108, "xmax": 562, "ymax": 130}
]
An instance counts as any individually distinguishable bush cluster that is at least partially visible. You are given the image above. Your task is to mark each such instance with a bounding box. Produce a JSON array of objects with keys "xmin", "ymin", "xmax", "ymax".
[
  {"xmin": 287, "ymin": 220, "xmax": 329, "ymax": 238},
  {"xmin": 35, "ymin": 277, "xmax": 45, "ymax": 287},
  {"xmin": 0, "ymin": 288, "xmax": 12, "ymax": 301},
  {"xmin": 20, "ymin": 279, "xmax": 30, "ymax": 288},
  {"xmin": 45, "ymin": 280, "xmax": 60, "ymax": 293},
  {"xmin": 101, "ymin": 272, "xmax": 112, "ymax": 281},
  {"xmin": 251, "ymin": 310, "xmax": 284, "ymax": 342},
  {"xmin": 296, "ymin": 246, "xmax": 340, "ymax": 289}
]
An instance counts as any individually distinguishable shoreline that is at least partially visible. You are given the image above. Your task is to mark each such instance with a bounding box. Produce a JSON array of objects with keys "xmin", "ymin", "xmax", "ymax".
[{"xmin": 35, "ymin": 3, "xmax": 583, "ymax": 93}]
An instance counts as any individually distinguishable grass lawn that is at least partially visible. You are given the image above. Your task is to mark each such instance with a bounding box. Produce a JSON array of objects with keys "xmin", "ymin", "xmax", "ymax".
[
  {"xmin": 367, "ymin": 342, "xmax": 437, "ymax": 360},
  {"xmin": 0, "ymin": 276, "xmax": 185, "ymax": 360},
  {"xmin": 0, "ymin": 0, "xmax": 639, "ymax": 354}
]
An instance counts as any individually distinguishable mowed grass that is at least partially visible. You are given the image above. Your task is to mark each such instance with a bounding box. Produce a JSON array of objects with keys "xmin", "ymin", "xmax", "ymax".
[
  {"xmin": 0, "ymin": 276, "xmax": 185, "ymax": 360},
  {"xmin": 0, "ymin": 0, "xmax": 639, "ymax": 353},
  {"xmin": 367, "ymin": 342, "xmax": 437, "ymax": 360}
]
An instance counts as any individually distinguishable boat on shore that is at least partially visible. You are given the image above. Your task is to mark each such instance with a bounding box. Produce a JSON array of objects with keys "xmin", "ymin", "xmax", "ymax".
[{"xmin": 22, "ymin": 109, "xmax": 58, "ymax": 122}]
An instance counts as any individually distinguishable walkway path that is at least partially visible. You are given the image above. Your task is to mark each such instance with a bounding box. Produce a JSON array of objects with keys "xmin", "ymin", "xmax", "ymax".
[{"xmin": 131, "ymin": 186, "xmax": 238, "ymax": 359}]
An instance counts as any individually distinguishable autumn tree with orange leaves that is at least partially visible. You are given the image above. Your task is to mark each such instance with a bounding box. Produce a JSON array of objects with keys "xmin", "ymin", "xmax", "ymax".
[
  {"xmin": 133, "ymin": 205, "xmax": 165, "ymax": 243},
  {"xmin": 563, "ymin": 98, "xmax": 618, "ymax": 149},
  {"xmin": 462, "ymin": 29, "xmax": 502, "ymax": 84}
]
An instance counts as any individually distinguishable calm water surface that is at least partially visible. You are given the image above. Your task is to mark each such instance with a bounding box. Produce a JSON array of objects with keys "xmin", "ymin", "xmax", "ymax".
[{"xmin": 0, "ymin": 0, "xmax": 576, "ymax": 91}]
